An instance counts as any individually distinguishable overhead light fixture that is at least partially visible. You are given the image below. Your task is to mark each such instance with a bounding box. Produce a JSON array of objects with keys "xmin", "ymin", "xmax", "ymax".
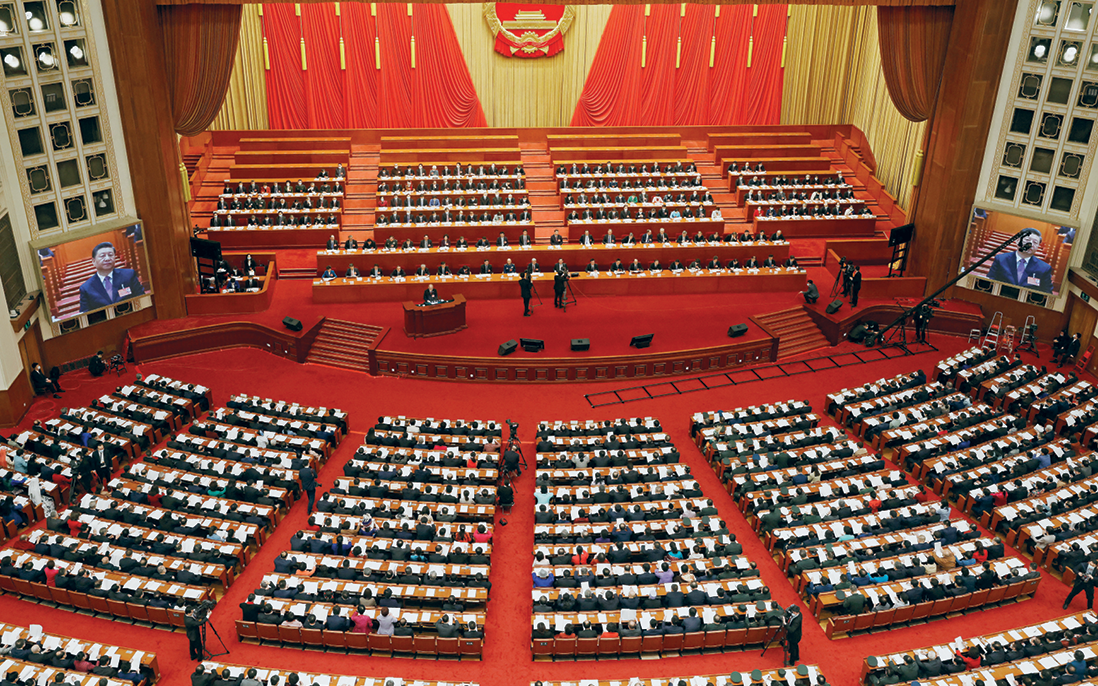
[
  {"xmin": 37, "ymin": 49, "xmax": 53, "ymax": 67},
  {"xmin": 58, "ymin": 10, "xmax": 73, "ymax": 25},
  {"xmin": 1065, "ymin": 45, "xmax": 1079, "ymax": 63},
  {"xmin": 58, "ymin": 1, "xmax": 76, "ymax": 26},
  {"xmin": 1035, "ymin": 44, "xmax": 1048, "ymax": 59},
  {"xmin": 68, "ymin": 44, "xmax": 82, "ymax": 60},
  {"xmin": 1038, "ymin": 1, "xmax": 1058, "ymax": 23},
  {"xmin": 27, "ymin": 15, "xmax": 43, "ymax": 30},
  {"xmin": 1091, "ymin": 50, "xmax": 1098, "ymax": 64},
  {"xmin": 3, "ymin": 53, "xmax": 19, "ymax": 69},
  {"xmin": 0, "ymin": 18, "xmax": 9, "ymax": 33}
]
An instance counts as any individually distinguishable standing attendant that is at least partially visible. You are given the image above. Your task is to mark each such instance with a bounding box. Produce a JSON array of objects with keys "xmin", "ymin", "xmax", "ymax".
[
  {"xmin": 520, "ymin": 272, "xmax": 533, "ymax": 317},
  {"xmin": 553, "ymin": 271, "xmax": 567, "ymax": 309},
  {"xmin": 783, "ymin": 605, "xmax": 803, "ymax": 666},
  {"xmin": 184, "ymin": 610, "xmax": 204, "ymax": 660},
  {"xmin": 850, "ymin": 266, "xmax": 862, "ymax": 307},
  {"xmin": 299, "ymin": 463, "xmax": 318, "ymax": 515}
]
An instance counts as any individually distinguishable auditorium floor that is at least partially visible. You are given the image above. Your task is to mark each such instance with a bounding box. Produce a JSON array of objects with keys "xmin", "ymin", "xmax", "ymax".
[{"xmin": 3, "ymin": 336, "xmax": 1081, "ymax": 686}]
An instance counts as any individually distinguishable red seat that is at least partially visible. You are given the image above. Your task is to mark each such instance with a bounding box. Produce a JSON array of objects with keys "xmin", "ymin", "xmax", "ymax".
[
  {"xmin": 744, "ymin": 626, "xmax": 769, "ymax": 644},
  {"xmin": 826, "ymin": 614, "xmax": 856, "ymax": 639},
  {"xmin": 413, "ymin": 635, "xmax": 437, "ymax": 655},
  {"xmin": 344, "ymin": 633, "xmax": 368, "ymax": 651},
  {"xmin": 167, "ymin": 609, "xmax": 187, "ymax": 628},
  {"xmin": 88, "ymin": 594, "xmax": 111, "ymax": 616},
  {"xmin": 705, "ymin": 629, "xmax": 729, "ymax": 649},
  {"xmin": 891, "ymin": 604, "xmax": 915, "ymax": 625},
  {"xmin": 391, "ymin": 634, "xmax": 414, "ymax": 654},
  {"xmin": 872, "ymin": 608, "xmax": 896, "ymax": 630},
  {"xmin": 660, "ymin": 632, "xmax": 684, "ymax": 655},
  {"xmin": 29, "ymin": 582, "xmax": 51, "ymax": 602},
  {"xmin": 367, "ymin": 633, "xmax": 392, "ymax": 654},
  {"xmin": 967, "ymin": 589, "xmax": 990, "ymax": 607},
  {"xmin": 639, "ymin": 634, "xmax": 663, "ymax": 654},
  {"xmin": 299, "ymin": 627, "xmax": 323, "ymax": 647},
  {"xmin": 682, "ymin": 631, "xmax": 705, "ymax": 652},
  {"xmin": 234, "ymin": 620, "xmax": 258, "ymax": 641},
  {"xmin": 324, "ymin": 632, "xmax": 347, "ymax": 650},
  {"xmin": 127, "ymin": 603, "xmax": 151, "ymax": 623},
  {"xmin": 436, "ymin": 637, "xmax": 459, "ymax": 657},
  {"xmin": 256, "ymin": 623, "xmax": 281, "ymax": 644},
  {"xmin": 278, "ymin": 626, "xmax": 302, "ymax": 644},
  {"xmin": 0, "ymin": 575, "xmax": 17, "ymax": 593},
  {"xmin": 575, "ymin": 637, "xmax": 598, "ymax": 659},
  {"xmin": 11, "ymin": 578, "xmax": 34, "ymax": 596},
  {"xmin": 985, "ymin": 586, "xmax": 1008, "ymax": 604},
  {"xmin": 106, "ymin": 598, "xmax": 131, "ymax": 619},
  {"xmin": 553, "ymin": 635, "xmax": 576, "ymax": 658},
  {"xmin": 597, "ymin": 636, "xmax": 620, "ymax": 658},
  {"xmin": 929, "ymin": 598, "xmax": 952, "ymax": 616},
  {"xmin": 458, "ymin": 637, "xmax": 482, "ymax": 659},
  {"xmin": 910, "ymin": 601, "xmax": 933, "ymax": 622},
  {"xmin": 532, "ymin": 639, "xmax": 553, "ymax": 659},
  {"xmin": 146, "ymin": 606, "xmax": 171, "ymax": 625},
  {"xmin": 619, "ymin": 635, "xmax": 642, "ymax": 655},
  {"xmin": 47, "ymin": 587, "xmax": 71, "ymax": 605},
  {"xmin": 853, "ymin": 612, "xmax": 877, "ymax": 633}
]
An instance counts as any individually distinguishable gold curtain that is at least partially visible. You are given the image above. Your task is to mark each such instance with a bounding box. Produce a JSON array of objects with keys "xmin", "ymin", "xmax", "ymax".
[
  {"xmin": 210, "ymin": 3, "xmax": 269, "ymax": 130},
  {"xmin": 446, "ymin": 4, "xmax": 611, "ymax": 127},
  {"xmin": 782, "ymin": 5, "xmax": 925, "ymax": 210}
]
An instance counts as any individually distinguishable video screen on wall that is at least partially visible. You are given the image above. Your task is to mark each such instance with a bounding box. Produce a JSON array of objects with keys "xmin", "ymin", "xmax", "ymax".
[
  {"xmin": 959, "ymin": 207, "xmax": 1075, "ymax": 296},
  {"xmin": 35, "ymin": 222, "xmax": 152, "ymax": 324}
]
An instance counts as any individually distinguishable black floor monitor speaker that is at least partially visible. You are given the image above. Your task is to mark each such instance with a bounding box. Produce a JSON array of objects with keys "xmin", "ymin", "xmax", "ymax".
[
  {"xmin": 571, "ymin": 338, "xmax": 590, "ymax": 351},
  {"xmin": 630, "ymin": 333, "xmax": 654, "ymax": 349},
  {"xmin": 728, "ymin": 323, "xmax": 748, "ymax": 338},
  {"xmin": 825, "ymin": 299, "xmax": 843, "ymax": 314},
  {"xmin": 498, "ymin": 339, "xmax": 518, "ymax": 356},
  {"xmin": 282, "ymin": 317, "xmax": 303, "ymax": 332},
  {"xmin": 521, "ymin": 338, "xmax": 545, "ymax": 352}
]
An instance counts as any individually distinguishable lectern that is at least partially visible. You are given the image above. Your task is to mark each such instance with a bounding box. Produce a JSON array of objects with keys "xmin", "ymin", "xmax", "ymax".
[{"xmin": 403, "ymin": 294, "xmax": 467, "ymax": 338}]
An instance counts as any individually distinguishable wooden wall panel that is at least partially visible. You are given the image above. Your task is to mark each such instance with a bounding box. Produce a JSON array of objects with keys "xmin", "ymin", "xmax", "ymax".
[
  {"xmin": 41, "ymin": 309, "xmax": 155, "ymax": 368},
  {"xmin": 908, "ymin": 0, "xmax": 1018, "ymax": 294},
  {"xmin": 0, "ymin": 369, "xmax": 32, "ymax": 429},
  {"xmin": 99, "ymin": 0, "xmax": 195, "ymax": 320}
]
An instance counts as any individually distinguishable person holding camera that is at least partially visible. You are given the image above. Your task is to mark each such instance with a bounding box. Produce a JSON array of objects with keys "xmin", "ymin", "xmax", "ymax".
[{"xmin": 184, "ymin": 607, "xmax": 205, "ymax": 660}]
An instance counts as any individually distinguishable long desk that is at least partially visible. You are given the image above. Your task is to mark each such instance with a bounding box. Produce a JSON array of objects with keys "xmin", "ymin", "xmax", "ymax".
[
  {"xmin": 207, "ymin": 226, "xmax": 334, "ymax": 249},
  {"xmin": 314, "ymin": 268, "xmax": 807, "ymax": 303},
  {"xmin": 374, "ymin": 221, "xmax": 535, "ymax": 245},
  {"xmin": 753, "ymin": 215, "xmax": 876, "ymax": 238},
  {"xmin": 567, "ymin": 218, "xmax": 724, "ymax": 242},
  {"xmin": 404, "ymin": 295, "xmax": 467, "ymax": 338},
  {"xmin": 314, "ymin": 242, "xmax": 791, "ymax": 275}
]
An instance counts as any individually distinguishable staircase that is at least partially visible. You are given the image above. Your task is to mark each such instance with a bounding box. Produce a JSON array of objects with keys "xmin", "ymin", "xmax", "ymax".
[
  {"xmin": 305, "ymin": 319, "xmax": 385, "ymax": 372},
  {"xmin": 343, "ymin": 145, "xmax": 379, "ymax": 237},
  {"xmin": 754, "ymin": 307, "xmax": 831, "ymax": 359},
  {"xmin": 520, "ymin": 147, "xmax": 565, "ymax": 242},
  {"xmin": 276, "ymin": 265, "xmax": 317, "ymax": 280}
]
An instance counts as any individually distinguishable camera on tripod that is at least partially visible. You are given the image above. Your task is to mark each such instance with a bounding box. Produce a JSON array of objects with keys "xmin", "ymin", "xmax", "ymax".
[
  {"xmin": 192, "ymin": 598, "xmax": 216, "ymax": 623},
  {"xmin": 505, "ymin": 419, "xmax": 519, "ymax": 441}
]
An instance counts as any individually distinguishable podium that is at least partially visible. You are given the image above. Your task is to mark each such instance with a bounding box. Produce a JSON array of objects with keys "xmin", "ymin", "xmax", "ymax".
[{"xmin": 403, "ymin": 294, "xmax": 467, "ymax": 338}]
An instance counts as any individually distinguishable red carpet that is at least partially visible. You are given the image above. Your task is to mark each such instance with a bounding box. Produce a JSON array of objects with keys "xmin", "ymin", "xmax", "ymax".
[{"xmin": 1, "ymin": 335, "xmax": 1081, "ymax": 686}]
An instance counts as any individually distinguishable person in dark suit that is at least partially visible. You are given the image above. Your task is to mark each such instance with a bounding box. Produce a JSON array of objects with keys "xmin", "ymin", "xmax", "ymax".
[
  {"xmin": 78, "ymin": 242, "xmax": 145, "ymax": 313},
  {"xmin": 30, "ymin": 362, "xmax": 62, "ymax": 397},
  {"xmin": 520, "ymin": 272, "xmax": 533, "ymax": 316},
  {"xmin": 424, "ymin": 285, "xmax": 439, "ymax": 303},
  {"xmin": 299, "ymin": 464, "xmax": 317, "ymax": 514},
  {"xmin": 783, "ymin": 605, "xmax": 803, "ymax": 666},
  {"xmin": 88, "ymin": 351, "xmax": 107, "ymax": 377},
  {"xmin": 184, "ymin": 609, "xmax": 204, "ymax": 660},
  {"xmin": 986, "ymin": 228, "xmax": 1053, "ymax": 293},
  {"xmin": 553, "ymin": 271, "xmax": 567, "ymax": 309},
  {"xmin": 849, "ymin": 266, "xmax": 862, "ymax": 307}
]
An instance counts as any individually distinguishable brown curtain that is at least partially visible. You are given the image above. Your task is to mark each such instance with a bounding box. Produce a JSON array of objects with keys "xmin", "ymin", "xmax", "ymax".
[
  {"xmin": 159, "ymin": 4, "xmax": 243, "ymax": 135},
  {"xmin": 877, "ymin": 5, "xmax": 954, "ymax": 122}
]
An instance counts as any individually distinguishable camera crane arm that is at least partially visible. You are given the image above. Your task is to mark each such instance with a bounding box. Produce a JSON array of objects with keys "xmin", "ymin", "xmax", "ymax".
[{"xmin": 878, "ymin": 229, "xmax": 1032, "ymax": 340}]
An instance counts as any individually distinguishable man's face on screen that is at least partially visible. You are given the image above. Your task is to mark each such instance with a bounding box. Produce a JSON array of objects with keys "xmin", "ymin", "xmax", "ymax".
[
  {"xmin": 93, "ymin": 246, "xmax": 115, "ymax": 274},
  {"xmin": 1018, "ymin": 232, "xmax": 1041, "ymax": 258}
]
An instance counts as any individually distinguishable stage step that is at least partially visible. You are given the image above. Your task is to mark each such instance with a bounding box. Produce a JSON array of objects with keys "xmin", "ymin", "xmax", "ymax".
[
  {"xmin": 755, "ymin": 307, "xmax": 830, "ymax": 359},
  {"xmin": 277, "ymin": 266, "xmax": 316, "ymax": 280},
  {"xmin": 305, "ymin": 319, "xmax": 384, "ymax": 371}
]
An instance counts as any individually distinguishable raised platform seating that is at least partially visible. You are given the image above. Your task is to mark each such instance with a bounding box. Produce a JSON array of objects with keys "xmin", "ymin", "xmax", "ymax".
[
  {"xmin": 726, "ymin": 157, "xmax": 833, "ymax": 174},
  {"xmin": 861, "ymin": 612, "xmax": 1094, "ymax": 686},
  {"xmin": 208, "ymin": 225, "xmax": 337, "ymax": 249},
  {"xmin": 381, "ymin": 148, "xmax": 522, "ymax": 164},
  {"xmin": 547, "ymin": 133, "xmax": 681, "ymax": 148},
  {"xmin": 0, "ymin": 655, "xmax": 143, "ymax": 686},
  {"xmin": 316, "ymin": 243, "xmax": 792, "ymax": 277},
  {"xmin": 733, "ymin": 179, "xmax": 852, "ymax": 205},
  {"xmin": 708, "ymin": 131, "xmax": 814, "ymax": 148},
  {"xmin": 238, "ymin": 136, "xmax": 351, "ymax": 151},
  {"xmin": 230, "ymin": 163, "xmax": 341, "ymax": 180},
  {"xmin": 0, "ymin": 548, "xmax": 214, "ymax": 622},
  {"xmin": 381, "ymin": 133, "xmax": 519, "ymax": 149},
  {"xmin": 0, "ymin": 621, "xmax": 160, "ymax": 683},
  {"xmin": 233, "ymin": 150, "xmax": 350, "ymax": 167},
  {"xmin": 971, "ymin": 363, "xmax": 1043, "ymax": 403},
  {"xmin": 372, "ymin": 221, "xmax": 535, "ymax": 246},
  {"xmin": 1037, "ymin": 381, "xmax": 1098, "ymax": 431},
  {"xmin": 714, "ymin": 144, "xmax": 824, "ymax": 167},
  {"xmin": 549, "ymin": 145, "xmax": 688, "ymax": 161},
  {"xmin": 977, "ymin": 445, "xmax": 1093, "ymax": 534},
  {"xmin": 128, "ymin": 460, "xmax": 293, "ymax": 509},
  {"xmin": 890, "ymin": 408, "xmax": 1016, "ymax": 474},
  {"xmin": 953, "ymin": 354, "xmax": 1020, "ymax": 394},
  {"xmin": 753, "ymin": 215, "xmax": 877, "ymax": 238},
  {"xmin": 827, "ymin": 371, "xmax": 930, "ymax": 418},
  {"xmin": 567, "ymin": 218, "xmax": 724, "ymax": 242}
]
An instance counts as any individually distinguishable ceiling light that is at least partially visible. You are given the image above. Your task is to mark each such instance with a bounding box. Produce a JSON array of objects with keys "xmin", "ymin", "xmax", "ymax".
[
  {"xmin": 1035, "ymin": 44, "xmax": 1048, "ymax": 59},
  {"xmin": 3, "ymin": 53, "xmax": 19, "ymax": 69},
  {"xmin": 28, "ymin": 16, "xmax": 43, "ymax": 30},
  {"xmin": 1039, "ymin": 1, "xmax": 1058, "ymax": 23},
  {"xmin": 0, "ymin": 18, "xmax": 10, "ymax": 33},
  {"xmin": 1065, "ymin": 45, "xmax": 1079, "ymax": 63},
  {"xmin": 59, "ymin": 10, "xmax": 74, "ymax": 25},
  {"xmin": 69, "ymin": 44, "xmax": 82, "ymax": 60},
  {"xmin": 38, "ymin": 50, "xmax": 53, "ymax": 67},
  {"xmin": 1091, "ymin": 50, "xmax": 1098, "ymax": 64}
]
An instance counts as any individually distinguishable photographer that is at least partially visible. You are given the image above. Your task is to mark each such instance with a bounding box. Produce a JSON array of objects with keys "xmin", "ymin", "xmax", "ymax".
[
  {"xmin": 184, "ymin": 606, "xmax": 205, "ymax": 660},
  {"xmin": 783, "ymin": 604, "xmax": 803, "ymax": 666}
]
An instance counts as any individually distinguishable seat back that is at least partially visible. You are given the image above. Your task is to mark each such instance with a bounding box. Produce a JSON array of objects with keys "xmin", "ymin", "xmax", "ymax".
[
  {"xmin": 825, "ymin": 615, "xmax": 856, "ymax": 639},
  {"xmin": 368, "ymin": 633, "xmax": 393, "ymax": 652},
  {"xmin": 682, "ymin": 631, "xmax": 705, "ymax": 651},
  {"xmin": 391, "ymin": 634, "xmax": 415, "ymax": 653},
  {"xmin": 323, "ymin": 631, "xmax": 347, "ymax": 650},
  {"xmin": 640, "ymin": 634, "xmax": 663, "ymax": 653},
  {"xmin": 437, "ymin": 637, "xmax": 460, "ymax": 655},
  {"xmin": 235, "ymin": 620, "xmax": 258, "ymax": 640},
  {"xmin": 48, "ymin": 586, "xmax": 71, "ymax": 605},
  {"xmin": 127, "ymin": 603, "xmax": 151, "ymax": 622},
  {"xmin": 707, "ymin": 628, "xmax": 731, "ymax": 647},
  {"xmin": 532, "ymin": 638, "xmax": 553, "ymax": 657},
  {"xmin": 413, "ymin": 635, "xmax": 437, "ymax": 654},
  {"xmin": 345, "ymin": 632, "xmax": 369, "ymax": 650},
  {"xmin": 986, "ymin": 585, "xmax": 1008, "ymax": 604},
  {"xmin": 256, "ymin": 623, "xmax": 282, "ymax": 643},
  {"xmin": 853, "ymin": 612, "xmax": 877, "ymax": 632},
  {"xmin": 597, "ymin": 636, "xmax": 620, "ymax": 656},
  {"xmin": 909, "ymin": 602, "xmax": 933, "ymax": 621},
  {"xmin": 88, "ymin": 594, "xmax": 111, "ymax": 615},
  {"xmin": 554, "ymin": 635, "xmax": 576, "ymax": 657},
  {"xmin": 106, "ymin": 598, "xmax": 130, "ymax": 618},
  {"xmin": 278, "ymin": 626, "xmax": 302, "ymax": 644},
  {"xmin": 890, "ymin": 604, "xmax": 915, "ymax": 624},
  {"xmin": 619, "ymin": 635, "xmax": 643, "ymax": 654},
  {"xmin": 299, "ymin": 627, "xmax": 323, "ymax": 645},
  {"xmin": 146, "ymin": 606, "xmax": 171, "ymax": 625},
  {"xmin": 459, "ymin": 637, "xmax": 482, "ymax": 658},
  {"xmin": 575, "ymin": 637, "xmax": 598, "ymax": 656}
]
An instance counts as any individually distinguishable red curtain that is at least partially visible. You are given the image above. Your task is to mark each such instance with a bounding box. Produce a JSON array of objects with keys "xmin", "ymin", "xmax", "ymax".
[
  {"xmin": 159, "ymin": 3, "xmax": 242, "ymax": 136},
  {"xmin": 878, "ymin": 6, "xmax": 955, "ymax": 122},
  {"xmin": 572, "ymin": 3, "xmax": 785, "ymax": 126},
  {"xmin": 263, "ymin": 2, "xmax": 485, "ymax": 128},
  {"xmin": 341, "ymin": 3, "xmax": 378, "ymax": 128},
  {"xmin": 160, "ymin": 0, "xmax": 959, "ymax": 7},
  {"xmin": 302, "ymin": 4, "xmax": 345, "ymax": 128},
  {"xmin": 263, "ymin": 3, "xmax": 306, "ymax": 128},
  {"xmin": 743, "ymin": 4, "xmax": 787, "ymax": 125}
]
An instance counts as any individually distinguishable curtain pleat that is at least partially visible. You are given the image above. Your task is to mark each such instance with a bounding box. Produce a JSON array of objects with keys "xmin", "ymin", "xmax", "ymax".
[
  {"xmin": 877, "ymin": 5, "xmax": 954, "ymax": 122},
  {"xmin": 377, "ymin": 3, "xmax": 415, "ymax": 127},
  {"xmin": 210, "ymin": 4, "xmax": 267, "ymax": 130},
  {"xmin": 572, "ymin": 3, "xmax": 783, "ymax": 126},
  {"xmin": 302, "ymin": 4, "xmax": 345, "ymax": 128},
  {"xmin": 263, "ymin": 3, "xmax": 307, "ymax": 128},
  {"xmin": 414, "ymin": 5, "xmax": 488, "ymax": 127},
  {"xmin": 159, "ymin": 3, "xmax": 242, "ymax": 136},
  {"xmin": 342, "ymin": 2, "xmax": 378, "ymax": 128},
  {"xmin": 159, "ymin": 0, "xmax": 958, "ymax": 7}
]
